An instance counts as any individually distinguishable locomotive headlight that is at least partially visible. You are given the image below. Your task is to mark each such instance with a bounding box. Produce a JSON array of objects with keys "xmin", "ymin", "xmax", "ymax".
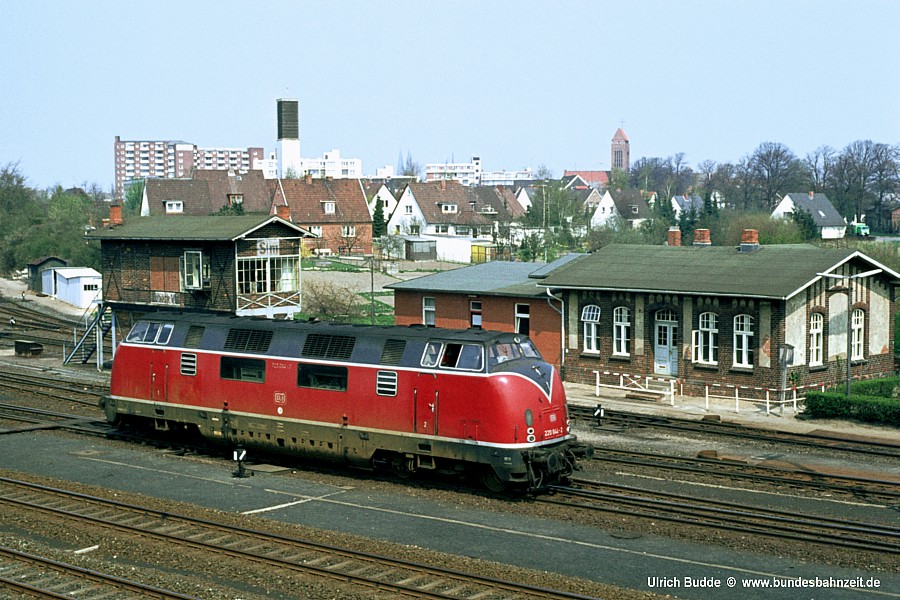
[
  {"xmin": 526, "ymin": 427, "xmax": 534, "ymax": 435},
  {"xmin": 524, "ymin": 409, "xmax": 533, "ymax": 427},
  {"xmin": 527, "ymin": 434, "xmax": 536, "ymax": 442}
]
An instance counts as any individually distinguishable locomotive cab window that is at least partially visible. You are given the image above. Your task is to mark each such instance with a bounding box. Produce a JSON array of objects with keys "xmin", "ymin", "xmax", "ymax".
[
  {"xmin": 422, "ymin": 342, "xmax": 484, "ymax": 371},
  {"xmin": 126, "ymin": 321, "xmax": 174, "ymax": 345},
  {"xmin": 220, "ymin": 356, "xmax": 265, "ymax": 383},
  {"xmin": 489, "ymin": 338, "xmax": 541, "ymax": 365},
  {"xmin": 298, "ymin": 363, "xmax": 348, "ymax": 391}
]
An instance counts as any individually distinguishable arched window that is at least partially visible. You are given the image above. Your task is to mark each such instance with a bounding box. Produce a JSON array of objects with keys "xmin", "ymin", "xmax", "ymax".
[
  {"xmin": 581, "ymin": 305, "xmax": 601, "ymax": 353},
  {"xmin": 851, "ymin": 309, "xmax": 865, "ymax": 360},
  {"xmin": 612, "ymin": 307, "xmax": 631, "ymax": 356},
  {"xmin": 809, "ymin": 313, "xmax": 824, "ymax": 366},
  {"xmin": 693, "ymin": 312, "xmax": 719, "ymax": 365},
  {"xmin": 733, "ymin": 314, "xmax": 754, "ymax": 367}
]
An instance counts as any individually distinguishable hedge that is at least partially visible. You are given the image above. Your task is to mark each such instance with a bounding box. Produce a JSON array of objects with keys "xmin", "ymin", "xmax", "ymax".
[
  {"xmin": 851, "ymin": 376, "xmax": 900, "ymax": 399},
  {"xmin": 803, "ymin": 390, "xmax": 900, "ymax": 426}
]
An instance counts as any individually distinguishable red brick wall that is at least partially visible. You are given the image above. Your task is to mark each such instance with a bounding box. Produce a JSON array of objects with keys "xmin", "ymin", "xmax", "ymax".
[
  {"xmin": 393, "ymin": 290, "xmax": 563, "ymax": 366},
  {"xmin": 562, "ymin": 288, "xmax": 896, "ymax": 398}
]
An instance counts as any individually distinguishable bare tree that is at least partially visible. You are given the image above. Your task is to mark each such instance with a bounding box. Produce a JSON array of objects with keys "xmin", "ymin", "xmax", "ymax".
[
  {"xmin": 302, "ymin": 280, "xmax": 364, "ymax": 322},
  {"xmin": 750, "ymin": 142, "xmax": 807, "ymax": 210},
  {"xmin": 805, "ymin": 146, "xmax": 836, "ymax": 193}
]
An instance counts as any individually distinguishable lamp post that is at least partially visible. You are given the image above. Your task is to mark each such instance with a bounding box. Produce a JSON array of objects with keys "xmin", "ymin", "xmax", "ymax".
[{"xmin": 817, "ymin": 269, "xmax": 881, "ymax": 398}]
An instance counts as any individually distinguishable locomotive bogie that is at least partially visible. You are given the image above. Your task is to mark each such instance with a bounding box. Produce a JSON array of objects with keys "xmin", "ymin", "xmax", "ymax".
[{"xmin": 105, "ymin": 313, "xmax": 589, "ymax": 491}]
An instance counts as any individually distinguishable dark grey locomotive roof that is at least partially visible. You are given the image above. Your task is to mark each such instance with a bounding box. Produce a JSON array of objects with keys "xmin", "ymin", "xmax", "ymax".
[{"xmin": 136, "ymin": 312, "xmax": 525, "ymax": 368}]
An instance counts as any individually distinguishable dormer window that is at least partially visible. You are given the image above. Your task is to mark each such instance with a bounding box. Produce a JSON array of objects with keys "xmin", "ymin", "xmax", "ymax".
[
  {"xmin": 324, "ymin": 201, "xmax": 335, "ymax": 214},
  {"xmin": 165, "ymin": 200, "xmax": 183, "ymax": 214},
  {"xmin": 441, "ymin": 203, "xmax": 457, "ymax": 214},
  {"xmin": 631, "ymin": 205, "xmax": 639, "ymax": 214}
]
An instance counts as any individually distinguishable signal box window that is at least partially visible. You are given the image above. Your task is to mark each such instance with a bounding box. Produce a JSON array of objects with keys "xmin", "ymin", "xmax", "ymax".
[
  {"xmin": 183, "ymin": 251, "xmax": 206, "ymax": 290},
  {"xmin": 298, "ymin": 363, "xmax": 348, "ymax": 391},
  {"xmin": 220, "ymin": 356, "xmax": 265, "ymax": 383}
]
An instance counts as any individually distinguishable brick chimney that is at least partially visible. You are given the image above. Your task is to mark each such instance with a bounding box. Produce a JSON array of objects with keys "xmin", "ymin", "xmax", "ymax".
[
  {"xmin": 693, "ymin": 228, "xmax": 711, "ymax": 246},
  {"xmin": 667, "ymin": 227, "xmax": 681, "ymax": 247},
  {"xmin": 440, "ymin": 179, "xmax": 447, "ymax": 191},
  {"xmin": 276, "ymin": 204, "xmax": 291, "ymax": 222},
  {"xmin": 109, "ymin": 204, "xmax": 123, "ymax": 227},
  {"xmin": 305, "ymin": 173, "xmax": 313, "ymax": 184},
  {"xmin": 739, "ymin": 228, "xmax": 760, "ymax": 253}
]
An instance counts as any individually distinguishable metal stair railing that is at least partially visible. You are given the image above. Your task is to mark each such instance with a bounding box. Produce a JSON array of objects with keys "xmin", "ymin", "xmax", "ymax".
[{"xmin": 64, "ymin": 302, "xmax": 113, "ymax": 367}]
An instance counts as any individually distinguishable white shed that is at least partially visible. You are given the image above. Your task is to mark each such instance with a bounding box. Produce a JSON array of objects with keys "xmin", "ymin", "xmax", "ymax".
[{"xmin": 42, "ymin": 267, "xmax": 102, "ymax": 310}]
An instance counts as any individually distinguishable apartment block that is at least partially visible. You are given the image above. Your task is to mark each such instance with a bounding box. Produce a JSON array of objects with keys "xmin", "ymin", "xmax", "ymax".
[{"xmin": 114, "ymin": 136, "xmax": 263, "ymax": 199}]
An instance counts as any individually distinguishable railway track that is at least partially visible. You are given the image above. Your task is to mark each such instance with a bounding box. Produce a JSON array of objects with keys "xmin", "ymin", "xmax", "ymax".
[
  {"xmin": 0, "ymin": 546, "xmax": 201, "ymax": 599},
  {"xmin": 545, "ymin": 480, "xmax": 900, "ymax": 556},
  {"xmin": 0, "ymin": 369, "xmax": 107, "ymax": 406},
  {"xmin": 572, "ymin": 405, "xmax": 900, "ymax": 458},
  {"xmin": 0, "ymin": 477, "xmax": 597, "ymax": 600},
  {"xmin": 588, "ymin": 445, "xmax": 900, "ymax": 500}
]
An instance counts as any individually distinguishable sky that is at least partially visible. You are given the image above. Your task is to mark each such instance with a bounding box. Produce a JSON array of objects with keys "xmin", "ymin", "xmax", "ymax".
[{"xmin": 1, "ymin": 0, "xmax": 898, "ymax": 192}]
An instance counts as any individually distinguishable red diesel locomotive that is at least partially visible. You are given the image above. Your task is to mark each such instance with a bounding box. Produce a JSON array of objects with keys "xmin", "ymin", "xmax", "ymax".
[{"xmin": 103, "ymin": 312, "xmax": 591, "ymax": 491}]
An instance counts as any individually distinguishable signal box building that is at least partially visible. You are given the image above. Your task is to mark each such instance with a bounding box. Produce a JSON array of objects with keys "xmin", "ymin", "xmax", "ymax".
[
  {"xmin": 89, "ymin": 213, "xmax": 313, "ymax": 320},
  {"xmin": 537, "ymin": 230, "xmax": 899, "ymax": 397}
]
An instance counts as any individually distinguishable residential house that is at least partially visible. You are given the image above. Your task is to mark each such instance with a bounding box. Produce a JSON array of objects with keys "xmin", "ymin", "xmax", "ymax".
[
  {"xmin": 363, "ymin": 182, "xmax": 399, "ymax": 220},
  {"xmin": 576, "ymin": 188, "xmax": 604, "ymax": 216},
  {"xmin": 563, "ymin": 170, "xmax": 609, "ymax": 189},
  {"xmin": 387, "ymin": 255, "xmax": 583, "ymax": 367},
  {"xmin": 772, "ymin": 192, "xmax": 846, "ymax": 239},
  {"xmin": 589, "ymin": 189, "xmax": 651, "ymax": 229},
  {"xmin": 538, "ymin": 229, "xmax": 899, "ymax": 397},
  {"xmin": 387, "ymin": 180, "xmax": 494, "ymax": 239},
  {"xmin": 670, "ymin": 194, "xmax": 704, "ymax": 219},
  {"xmin": 274, "ymin": 175, "xmax": 374, "ymax": 256},
  {"xmin": 141, "ymin": 169, "xmax": 272, "ymax": 216}
]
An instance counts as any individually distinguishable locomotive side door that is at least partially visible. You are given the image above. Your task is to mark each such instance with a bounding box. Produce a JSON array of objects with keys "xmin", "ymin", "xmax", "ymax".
[
  {"xmin": 415, "ymin": 373, "xmax": 437, "ymax": 436},
  {"xmin": 149, "ymin": 349, "xmax": 168, "ymax": 402}
]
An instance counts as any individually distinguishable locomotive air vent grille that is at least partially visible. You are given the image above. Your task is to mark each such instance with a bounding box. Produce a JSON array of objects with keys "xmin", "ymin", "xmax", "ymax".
[
  {"xmin": 302, "ymin": 334, "xmax": 356, "ymax": 360},
  {"xmin": 224, "ymin": 328, "xmax": 273, "ymax": 353},
  {"xmin": 184, "ymin": 326, "xmax": 205, "ymax": 348},
  {"xmin": 380, "ymin": 339, "xmax": 406, "ymax": 365},
  {"xmin": 376, "ymin": 370, "xmax": 398, "ymax": 396},
  {"xmin": 180, "ymin": 353, "xmax": 198, "ymax": 376}
]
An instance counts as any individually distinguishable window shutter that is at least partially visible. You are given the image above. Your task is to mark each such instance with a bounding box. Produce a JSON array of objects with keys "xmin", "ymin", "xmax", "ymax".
[{"xmin": 691, "ymin": 330, "xmax": 700, "ymax": 363}]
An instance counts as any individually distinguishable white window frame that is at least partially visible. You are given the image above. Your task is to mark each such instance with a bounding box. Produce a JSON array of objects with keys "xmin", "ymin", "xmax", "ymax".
[
  {"xmin": 809, "ymin": 313, "xmax": 824, "ymax": 366},
  {"xmin": 733, "ymin": 314, "xmax": 754, "ymax": 368},
  {"xmin": 165, "ymin": 200, "xmax": 183, "ymax": 214},
  {"xmin": 581, "ymin": 304, "xmax": 601, "ymax": 353},
  {"xmin": 324, "ymin": 201, "xmax": 335, "ymax": 214},
  {"xmin": 423, "ymin": 297, "xmax": 435, "ymax": 326},
  {"xmin": 612, "ymin": 306, "xmax": 631, "ymax": 356},
  {"xmin": 470, "ymin": 300, "xmax": 482, "ymax": 328},
  {"xmin": 341, "ymin": 225, "xmax": 356, "ymax": 237},
  {"xmin": 183, "ymin": 251, "xmax": 204, "ymax": 290},
  {"xmin": 515, "ymin": 303, "xmax": 530, "ymax": 336},
  {"xmin": 851, "ymin": 309, "xmax": 864, "ymax": 361},
  {"xmin": 692, "ymin": 312, "xmax": 719, "ymax": 365}
]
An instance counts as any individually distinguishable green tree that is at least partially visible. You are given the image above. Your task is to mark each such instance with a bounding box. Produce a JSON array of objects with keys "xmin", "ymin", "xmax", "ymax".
[
  {"xmin": 790, "ymin": 206, "xmax": 818, "ymax": 240},
  {"xmin": 372, "ymin": 200, "xmax": 386, "ymax": 237},
  {"xmin": 124, "ymin": 179, "xmax": 144, "ymax": 215}
]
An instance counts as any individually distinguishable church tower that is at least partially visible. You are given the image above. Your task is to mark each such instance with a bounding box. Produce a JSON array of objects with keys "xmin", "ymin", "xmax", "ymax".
[{"xmin": 611, "ymin": 128, "xmax": 630, "ymax": 172}]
